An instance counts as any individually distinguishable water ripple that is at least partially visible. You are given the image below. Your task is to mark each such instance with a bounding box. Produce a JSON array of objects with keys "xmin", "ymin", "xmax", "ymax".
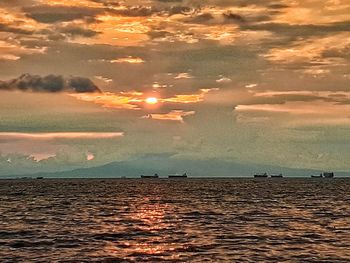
[{"xmin": 0, "ymin": 178, "xmax": 349, "ymax": 262}]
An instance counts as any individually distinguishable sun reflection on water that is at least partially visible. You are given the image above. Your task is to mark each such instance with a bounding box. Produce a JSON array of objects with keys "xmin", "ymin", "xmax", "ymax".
[{"xmin": 100, "ymin": 196, "xmax": 183, "ymax": 260}]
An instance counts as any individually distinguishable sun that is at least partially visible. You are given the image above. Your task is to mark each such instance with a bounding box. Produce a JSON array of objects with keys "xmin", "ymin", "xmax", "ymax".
[{"xmin": 145, "ymin": 97, "xmax": 158, "ymax": 104}]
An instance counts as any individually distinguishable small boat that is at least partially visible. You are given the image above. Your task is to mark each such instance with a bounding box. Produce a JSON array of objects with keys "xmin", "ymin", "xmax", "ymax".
[
  {"xmin": 36, "ymin": 177, "xmax": 44, "ymax": 180},
  {"xmin": 254, "ymin": 173, "xmax": 268, "ymax": 178},
  {"xmin": 168, "ymin": 173, "xmax": 188, "ymax": 178},
  {"xmin": 141, "ymin": 173, "xmax": 159, "ymax": 179},
  {"xmin": 270, "ymin": 174, "xmax": 283, "ymax": 178}
]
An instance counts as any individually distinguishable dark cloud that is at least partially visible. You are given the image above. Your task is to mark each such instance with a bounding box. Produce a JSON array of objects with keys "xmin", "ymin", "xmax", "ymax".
[
  {"xmin": 58, "ymin": 25, "xmax": 100, "ymax": 38},
  {"xmin": 111, "ymin": 6, "xmax": 158, "ymax": 17},
  {"xmin": 109, "ymin": 5, "xmax": 193, "ymax": 17},
  {"xmin": 190, "ymin": 13, "xmax": 214, "ymax": 23},
  {"xmin": 0, "ymin": 0, "xmax": 36, "ymax": 7},
  {"xmin": 183, "ymin": 10, "xmax": 271, "ymax": 26},
  {"xmin": 268, "ymin": 3, "xmax": 289, "ymax": 9},
  {"xmin": 68, "ymin": 77, "xmax": 101, "ymax": 93},
  {"xmin": 168, "ymin": 6, "xmax": 193, "ymax": 15},
  {"xmin": 0, "ymin": 74, "xmax": 100, "ymax": 93},
  {"xmin": 90, "ymin": 0, "xmax": 120, "ymax": 6},
  {"xmin": 23, "ymin": 5, "xmax": 102, "ymax": 23},
  {"xmin": 243, "ymin": 21, "xmax": 350, "ymax": 38},
  {"xmin": 38, "ymin": 25, "xmax": 100, "ymax": 41},
  {"xmin": 223, "ymin": 12, "xmax": 245, "ymax": 23},
  {"xmin": 0, "ymin": 23, "xmax": 34, "ymax": 35},
  {"xmin": 221, "ymin": 0, "xmax": 283, "ymax": 8}
]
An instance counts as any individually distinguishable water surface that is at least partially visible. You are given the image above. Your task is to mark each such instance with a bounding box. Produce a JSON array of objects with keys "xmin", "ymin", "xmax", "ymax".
[{"xmin": 0, "ymin": 178, "xmax": 349, "ymax": 262}]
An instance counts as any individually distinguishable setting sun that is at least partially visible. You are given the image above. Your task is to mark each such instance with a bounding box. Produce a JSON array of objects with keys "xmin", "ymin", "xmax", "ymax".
[{"xmin": 145, "ymin": 97, "xmax": 158, "ymax": 104}]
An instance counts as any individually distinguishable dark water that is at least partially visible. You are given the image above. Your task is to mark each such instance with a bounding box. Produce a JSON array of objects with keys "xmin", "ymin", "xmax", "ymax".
[{"xmin": 0, "ymin": 178, "xmax": 349, "ymax": 262}]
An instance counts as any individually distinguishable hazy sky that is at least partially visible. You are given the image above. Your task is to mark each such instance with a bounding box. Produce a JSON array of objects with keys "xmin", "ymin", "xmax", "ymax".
[{"xmin": 0, "ymin": 0, "xmax": 349, "ymax": 176}]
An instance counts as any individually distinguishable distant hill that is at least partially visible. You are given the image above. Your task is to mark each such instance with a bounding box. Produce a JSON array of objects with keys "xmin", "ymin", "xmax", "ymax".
[{"xmin": 16, "ymin": 154, "xmax": 349, "ymax": 178}]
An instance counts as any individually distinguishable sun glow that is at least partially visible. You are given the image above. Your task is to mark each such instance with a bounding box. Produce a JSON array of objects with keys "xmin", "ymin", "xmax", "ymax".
[{"xmin": 145, "ymin": 97, "xmax": 158, "ymax": 104}]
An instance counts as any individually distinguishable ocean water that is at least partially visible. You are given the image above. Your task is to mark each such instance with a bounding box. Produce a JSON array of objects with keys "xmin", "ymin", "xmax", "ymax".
[{"xmin": 0, "ymin": 178, "xmax": 349, "ymax": 262}]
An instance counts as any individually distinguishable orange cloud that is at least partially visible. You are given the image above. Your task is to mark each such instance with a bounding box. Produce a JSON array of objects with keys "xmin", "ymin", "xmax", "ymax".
[
  {"xmin": 43, "ymin": 0, "xmax": 101, "ymax": 7},
  {"xmin": 275, "ymin": 0, "xmax": 350, "ymax": 25},
  {"xmin": 70, "ymin": 89, "xmax": 216, "ymax": 110},
  {"xmin": 81, "ymin": 15, "xmax": 150, "ymax": 47},
  {"xmin": 162, "ymin": 89, "xmax": 215, "ymax": 104},
  {"xmin": 110, "ymin": 57, "xmax": 145, "ymax": 64},
  {"xmin": 265, "ymin": 33, "xmax": 350, "ymax": 66},
  {"xmin": 69, "ymin": 92, "xmax": 142, "ymax": 110},
  {"xmin": 142, "ymin": 110, "xmax": 195, "ymax": 122}
]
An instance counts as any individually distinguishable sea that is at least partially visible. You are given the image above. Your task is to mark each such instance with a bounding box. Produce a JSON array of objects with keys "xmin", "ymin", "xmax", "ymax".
[{"xmin": 0, "ymin": 178, "xmax": 349, "ymax": 262}]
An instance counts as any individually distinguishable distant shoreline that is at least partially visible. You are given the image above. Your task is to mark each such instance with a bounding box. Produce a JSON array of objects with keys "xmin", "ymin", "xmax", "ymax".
[{"xmin": 1, "ymin": 176, "xmax": 349, "ymax": 180}]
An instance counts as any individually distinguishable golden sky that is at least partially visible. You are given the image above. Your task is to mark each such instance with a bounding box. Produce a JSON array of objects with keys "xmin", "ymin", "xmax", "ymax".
[{"xmin": 0, "ymin": 0, "xmax": 349, "ymax": 175}]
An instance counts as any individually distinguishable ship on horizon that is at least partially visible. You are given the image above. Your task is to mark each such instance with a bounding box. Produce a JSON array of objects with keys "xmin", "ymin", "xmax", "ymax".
[
  {"xmin": 254, "ymin": 173, "xmax": 283, "ymax": 178},
  {"xmin": 270, "ymin": 174, "xmax": 283, "ymax": 178},
  {"xmin": 311, "ymin": 172, "xmax": 334, "ymax": 178},
  {"xmin": 254, "ymin": 173, "xmax": 268, "ymax": 178},
  {"xmin": 168, "ymin": 173, "xmax": 188, "ymax": 178},
  {"xmin": 141, "ymin": 173, "xmax": 159, "ymax": 179}
]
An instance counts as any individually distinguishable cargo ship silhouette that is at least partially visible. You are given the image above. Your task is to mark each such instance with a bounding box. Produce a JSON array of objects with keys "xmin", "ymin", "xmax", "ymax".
[
  {"xmin": 254, "ymin": 173, "xmax": 268, "ymax": 178},
  {"xmin": 140, "ymin": 173, "xmax": 159, "ymax": 179},
  {"xmin": 270, "ymin": 174, "xmax": 283, "ymax": 178},
  {"xmin": 254, "ymin": 173, "xmax": 283, "ymax": 178},
  {"xmin": 311, "ymin": 172, "xmax": 334, "ymax": 178},
  {"xmin": 168, "ymin": 173, "xmax": 188, "ymax": 178}
]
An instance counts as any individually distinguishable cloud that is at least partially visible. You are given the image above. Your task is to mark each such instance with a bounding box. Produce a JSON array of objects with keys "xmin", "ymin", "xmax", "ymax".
[
  {"xmin": 23, "ymin": 5, "xmax": 102, "ymax": 23},
  {"xmin": 68, "ymin": 76, "xmax": 101, "ymax": 93},
  {"xmin": 264, "ymin": 32, "xmax": 350, "ymax": 66},
  {"xmin": 69, "ymin": 91, "xmax": 142, "ymax": 110},
  {"xmin": 0, "ymin": 0, "xmax": 36, "ymax": 7},
  {"xmin": 268, "ymin": 4, "xmax": 289, "ymax": 9},
  {"xmin": 223, "ymin": 12, "xmax": 245, "ymax": 23},
  {"xmin": 70, "ymin": 88, "xmax": 216, "ymax": 110},
  {"xmin": 0, "ymin": 39, "xmax": 46, "ymax": 61},
  {"xmin": 189, "ymin": 13, "xmax": 215, "ymax": 23},
  {"xmin": 86, "ymin": 152, "xmax": 95, "ymax": 161},
  {"xmin": 0, "ymin": 22, "xmax": 34, "ymax": 35},
  {"xmin": 216, "ymin": 76, "xmax": 232, "ymax": 83},
  {"xmin": 30, "ymin": 153, "xmax": 56, "ymax": 162},
  {"xmin": 109, "ymin": 4, "xmax": 193, "ymax": 17},
  {"xmin": 94, "ymin": 75, "xmax": 113, "ymax": 83},
  {"xmin": 0, "ymin": 74, "xmax": 101, "ymax": 93},
  {"xmin": 157, "ymin": 0, "xmax": 183, "ymax": 2},
  {"xmin": 174, "ymin": 72, "xmax": 193, "ymax": 79},
  {"xmin": 0, "ymin": 132, "xmax": 124, "ymax": 140},
  {"xmin": 56, "ymin": 25, "xmax": 101, "ymax": 38},
  {"xmin": 1, "ymin": 0, "xmax": 350, "ymax": 175},
  {"xmin": 162, "ymin": 89, "xmax": 216, "ymax": 104},
  {"xmin": 236, "ymin": 101, "xmax": 350, "ymax": 125},
  {"xmin": 142, "ymin": 110, "xmax": 195, "ymax": 122},
  {"xmin": 110, "ymin": 6, "xmax": 158, "ymax": 17},
  {"xmin": 110, "ymin": 57, "xmax": 145, "ymax": 64}
]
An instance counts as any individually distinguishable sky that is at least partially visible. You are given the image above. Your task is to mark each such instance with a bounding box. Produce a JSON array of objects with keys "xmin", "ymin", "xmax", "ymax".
[{"xmin": 0, "ymin": 0, "xmax": 349, "ymax": 176}]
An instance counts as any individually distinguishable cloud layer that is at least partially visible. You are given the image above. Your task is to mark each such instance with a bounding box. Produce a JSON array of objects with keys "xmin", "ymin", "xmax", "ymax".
[
  {"xmin": 0, "ymin": 132, "xmax": 124, "ymax": 140},
  {"xmin": 0, "ymin": 0, "xmax": 350, "ymax": 175},
  {"xmin": 0, "ymin": 74, "xmax": 101, "ymax": 93}
]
